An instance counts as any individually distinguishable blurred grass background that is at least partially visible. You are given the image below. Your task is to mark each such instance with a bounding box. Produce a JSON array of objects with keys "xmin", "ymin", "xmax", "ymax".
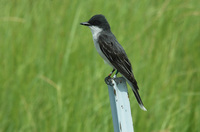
[{"xmin": 0, "ymin": 0, "xmax": 200, "ymax": 131}]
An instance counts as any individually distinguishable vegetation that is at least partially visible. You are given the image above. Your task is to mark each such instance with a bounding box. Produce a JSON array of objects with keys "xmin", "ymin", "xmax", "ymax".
[{"xmin": 0, "ymin": 0, "xmax": 199, "ymax": 131}]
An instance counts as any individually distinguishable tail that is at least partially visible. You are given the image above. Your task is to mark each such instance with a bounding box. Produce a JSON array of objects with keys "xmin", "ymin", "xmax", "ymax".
[
  {"xmin": 132, "ymin": 87, "xmax": 147, "ymax": 111},
  {"xmin": 127, "ymin": 80, "xmax": 147, "ymax": 111}
]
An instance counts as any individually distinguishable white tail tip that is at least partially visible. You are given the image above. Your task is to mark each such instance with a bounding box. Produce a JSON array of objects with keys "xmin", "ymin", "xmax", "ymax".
[{"xmin": 139, "ymin": 104, "xmax": 147, "ymax": 111}]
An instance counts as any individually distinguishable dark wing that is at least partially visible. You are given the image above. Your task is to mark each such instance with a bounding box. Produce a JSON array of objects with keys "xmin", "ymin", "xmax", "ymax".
[{"xmin": 98, "ymin": 32, "xmax": 139, "ymax": 89}]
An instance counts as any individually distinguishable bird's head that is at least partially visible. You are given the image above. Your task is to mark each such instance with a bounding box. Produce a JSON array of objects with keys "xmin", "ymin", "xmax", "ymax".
[{"xmin": 80, "ymin": 14, "xmax": 111, "ymax": 32}]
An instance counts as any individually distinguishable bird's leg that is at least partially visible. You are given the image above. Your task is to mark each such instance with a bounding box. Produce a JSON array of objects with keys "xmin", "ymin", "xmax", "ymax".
[
  {"xmin": 113, "ymin": 70, "xmax": 119, "ymax": 78},
  {"xmin": 108, "ymin": 69, "xmax": 116, "ymax": 77},
  {"xmin": 105, "ymin": 69, "xmax": 115, "ymax": 86}
]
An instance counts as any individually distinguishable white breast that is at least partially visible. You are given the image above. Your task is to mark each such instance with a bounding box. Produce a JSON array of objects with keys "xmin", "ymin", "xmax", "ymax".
[{"xmin": 89, "ymin": 26, "xmax": 114, "ymax": 68}]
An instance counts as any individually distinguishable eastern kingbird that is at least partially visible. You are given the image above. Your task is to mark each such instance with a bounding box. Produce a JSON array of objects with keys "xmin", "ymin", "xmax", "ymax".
[{"xmin": 80, "ymin": 14, "xmax": 147, "ymax": 111}]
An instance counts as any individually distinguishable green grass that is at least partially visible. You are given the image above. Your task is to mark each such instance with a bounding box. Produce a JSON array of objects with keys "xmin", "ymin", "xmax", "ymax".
[{"xmin": 0, "ymin": 0, "xmax": 200, "ymax": 131}]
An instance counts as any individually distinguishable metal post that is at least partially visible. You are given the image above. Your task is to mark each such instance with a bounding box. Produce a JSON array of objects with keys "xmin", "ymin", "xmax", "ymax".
[{"xmin": 107, "ymin": 77, "xmax": 134, "ymax": 132}]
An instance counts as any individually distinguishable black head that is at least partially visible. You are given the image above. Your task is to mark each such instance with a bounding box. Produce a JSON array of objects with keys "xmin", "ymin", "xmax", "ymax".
[{"xmin": 80, "ymin": 14, "xmax": 110, "ymax": 31}]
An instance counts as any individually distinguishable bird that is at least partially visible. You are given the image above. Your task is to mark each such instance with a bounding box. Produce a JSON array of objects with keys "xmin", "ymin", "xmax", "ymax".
[{"xmin": 80, "ymin": 14, "xmax": 147, "ymax": 111}]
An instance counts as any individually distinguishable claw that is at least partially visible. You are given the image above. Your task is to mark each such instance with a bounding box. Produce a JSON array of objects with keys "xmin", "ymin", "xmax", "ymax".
[{"xmin": 105, "ymin": 76, "xmax": 113, "ymax": 86}]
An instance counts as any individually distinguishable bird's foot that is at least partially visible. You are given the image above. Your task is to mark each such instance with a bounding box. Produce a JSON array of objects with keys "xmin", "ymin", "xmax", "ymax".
[{"xmin": 105, "ymin": 76, "xmax": 113, "ymax": 86}]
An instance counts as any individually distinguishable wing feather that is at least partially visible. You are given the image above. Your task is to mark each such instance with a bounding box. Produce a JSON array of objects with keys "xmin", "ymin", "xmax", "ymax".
[{"xmin": 98, "ymin": 32, "xmax": 138, "ymax": 89}]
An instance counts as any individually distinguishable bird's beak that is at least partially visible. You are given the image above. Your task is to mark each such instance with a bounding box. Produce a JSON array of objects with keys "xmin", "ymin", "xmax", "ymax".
[{"xmin": 80, "ymin": 22, "xmax": 91, "ymax": 26}]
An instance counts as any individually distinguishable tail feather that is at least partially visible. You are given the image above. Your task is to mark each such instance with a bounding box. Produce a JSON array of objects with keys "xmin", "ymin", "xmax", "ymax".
[
  {"xmin": 132, "ymin": 88, "xmax": 147, "ymax": 111},
  {"xmin": 128, "ymin": 80, "xmax": 147, "ymax": 111},
  {"xmin": 123, "ymin": 76, "xmax": 147, "ymax": 111}
]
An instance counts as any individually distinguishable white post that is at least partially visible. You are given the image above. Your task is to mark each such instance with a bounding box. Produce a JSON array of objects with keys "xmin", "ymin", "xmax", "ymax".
[{"xmin": 107, "ymin": 77, "xmax": 134, "ymax": 132}]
